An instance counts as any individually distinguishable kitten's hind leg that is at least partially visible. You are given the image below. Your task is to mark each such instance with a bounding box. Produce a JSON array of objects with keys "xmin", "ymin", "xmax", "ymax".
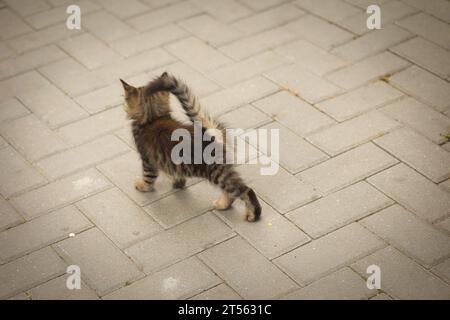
[
  {"xmin": 135, "ymin": 160, "xmax": 158, "ymax": 192},
  {"xmin": 213, "ymin": 192, "xmax": 234, "ymax": 210}
]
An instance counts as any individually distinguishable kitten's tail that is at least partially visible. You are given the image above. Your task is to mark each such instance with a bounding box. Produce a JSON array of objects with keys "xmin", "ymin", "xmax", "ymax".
[{"xmin": 145, "ymin": 72, "xmax": 222, "ymax": 130}]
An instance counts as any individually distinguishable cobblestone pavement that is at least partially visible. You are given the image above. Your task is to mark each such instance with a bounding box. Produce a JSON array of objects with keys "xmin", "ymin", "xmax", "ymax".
[{"xmin": 1, "ymin": 0, "xmax": 450, "ymax": 300}]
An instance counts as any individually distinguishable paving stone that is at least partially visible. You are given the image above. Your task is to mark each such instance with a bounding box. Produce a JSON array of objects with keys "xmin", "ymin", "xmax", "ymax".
[
  {"xmin": 111, "ymin": 24, "xmax": 187, "ymax": 57},
  {"xmin": 0, "ymin": 9, "xmax": 32, "ymax": 40},
  {"xmin": 370, "ymin": 293, "xmax": 392, "ymax": 300},
  {"xmin": 403, "ymin": 0, "xmax": 450, "ymax": 23},
  {"xmin": 11, "ymin": 168, "xmax": 111, "ymax": 220},
  {"xmin": 282, "ymin": 268, "xmax": 372, "ymax": 300},
  {"xmin": 0, "ymin": 196, "xmax": 23, "ymax": 231},
  {"xmin": 94, "ymin": 49, "xmax": 175, "ymax": 84},
  {"xmin": 238, "ymin": 160, "xmax": 320, "ymax": 213},
  {"xmin": 0, "ymin": 247, "xmax": 66, "ymax": 299},
  {"xmin": 0, "ymin": 71, "xmax": 50, "ymax": 103},
  {"xmin": 201, "ymin": 77, "xmax": 279, "ymax": 116},
  {"xmin": 253, "ymin": 91, "xmax": 336, "ymax": 136},
  {"xmin": 284, "ymin": 15, "xmax": 353, "ymax": 50},
  {"xmin": 126, "ymin": 213, "xmax": 234, "ymax": 274},
  {"xmin": 374, "ymin": 128, "xmax": 450, "ymax": 183},
  {"xmin": 381, "ymin": 97, "xmax": 450, "ymax": 144},
  {"xmin": 389, "ymin": 66, "xmax": 450, "ymax": 112},
  {"xmin": 0, "ymin": 146, "xmax": 46, "ymax": 198},
  {"xmin": 287, "ymin": 181, "xmax": 393, "ymax": 239},
  {"xmin": 391, "ymin": 37, "xmax": 450, "ymax": 80},
  {"xmin": 24, "ymin": 0, "xmax": 100, "ymax": 29},
  {"xmin": 4, "ymin": 0, "xmax": 50, "ymax": 16},
  {"xmin": 199, "ymin": 237, "xmax": 298, "ymax": 299},
  {"xmin": 274, "ymin": 223, "xmax": 385, "ymax": 285},
  {"xmin": 76, "ymin": 188, "xmax": 161, "ymax": 249},
  {"xmin": 59, "ymin": 33, "xmax": 121, "ymax": 70},
  {"xmin": 9, "ymin": 23, "xmax": 82, "ymax": 54},
  {"xmin": 97, "ymin": 151, "xmax": 180, "ymax": 206},
  {"xmin": 129, "ymin": 1, "xmax": 201, "ymax": 31},
  {"xmin": 297, "ymin": 143, "xmax": 398, "ymax": 195},
  {"xmin": 307, "ymin": 111, "xmax": 400, "ymax": 156},
  {"xmin": 104, "ymin": 257, "xmax": 220, "ymax": 299},
  {"xmin": 326, "ymin": 52, "xmax": 410, "ymax": 90},
  {"xmin": 53, "ymin": 228, "xmax": 143, "ymax": 296},
  {"xmin": 192, "ymin": 0, "xmax": 251, "ymax": 23},
  {"xmin": 331, "ymin": 25, "xmax": 412, "ymax": 62},
  {"xmin": 179, "ymin": 14, "xmax": 242, "ymax": 47},
  {"xmin": 0, "ymin": 114, "xmax": 67, "ymax": 161},
  {"xmin": 0, "ymin": 98, "xmax": 30, "ymax": 123},
  {"xmin": 432, "ymin": 259, "xmax": 450, "ymax": 284},
  {"xmin": 0, "ymin": 42, "xmax": 13, "ymax": 60},
  {"xmin": 396, "ymin": 12, "xmax": 450, "ymax": 50},
  {"xmin": 295, "ymin": 0, "xmax": 361, "ymax": 23},
  {"xmin": 166, "ymin": 37, "xmax": 232, "ymax": 73},
  {"xmin": 239, "ymin": 0, "xmax": 286, "ymax": 11},
  {"xmin": 208, "ymin": 51, "xmax": 288, "ymax": 87},
  {"xmin": 73, "ymin": 83, "xmax": 123, "ymax": 115},
  {"xmin": 440, "ymin": 180, "xmax": 450, "ymax": 194},
  {"xmin": 83, "ymin": 11, "xmax": 137, "ymax": 43},
  {"xmin": 17, "ymin": 84, "xmax": 88, "ymax": 129},
  {"xmin": 361, "ymin": 205, "xmax": 450, "ymax": 267},
  {"xmin": 274, "ymin": 39, "xmax": 345, "ymax": 75},
  {"xmin": 27, "ymin": 275, "xmax": 98, "ymax": 300},
  {"xmin": 368, "ymin": 163, "xmax": 450, "ymax": 222},
  {"xmin": 57, "ymin": 106, "xmax": 126, "ymax": 146},
  {"xmin": 219, "ymin": 26, "xmax": 297, "ymax": 60},
  {"xmin": 232, "ymin": 3, "xmax": 305, "ymax": 35},
  {"xmin": 149, "ymin": 61, "xmax": 220, "ymax": 97},
  {"xmin": 339, "ymin": 0, "xmax": 418, "ymax": 35},
  {"xmin": 352, "ymin": 246, "xmax": 450, "ymax": 299},
  {"xmin": 144, "ymin": 181, "xmax": 221, "ymax": 228},
  {"xmin": 316, "ymin": 81, "xmax": 403, "ymax": 121},
  {"xmin": 190, "ymin": 283, "xmax": 241, "ymax": 300},
  {"xmin": 266, "ymin": 64, "xmax": 342, "ymax": 103},
  {"xmin": 0, "ymin": 205, "xmax": 92, "ymax": 263},
  {"xmin": 257, "ymin": 122, "xmax": 329, "ymax": 174},
  {"xmin": 217, "ymin": 105, "xmax": 272, "ymax": 130},
  {"xmin": 96, "ymin": 0, "xmax": 148, "ymax": 19},
  {"xmin": 39, "ymin": 58, "xmax": 106, "ymax": 96},
  {"xmin": 216, "ymin": 200, "xmax": 310, "ymax": 259},
  {"xmin": 0, "ymin": 45, "xmax": 66, "ymax": 80},
  {"xmin": 36, "ymin": 135, "xmax": 130, "ymax": 180}
]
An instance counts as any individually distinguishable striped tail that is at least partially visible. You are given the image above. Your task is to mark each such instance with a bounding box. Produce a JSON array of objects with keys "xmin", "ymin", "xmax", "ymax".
[{"xmin": 145, "ymin": 72, "xmax": 223, "ymax": 130}]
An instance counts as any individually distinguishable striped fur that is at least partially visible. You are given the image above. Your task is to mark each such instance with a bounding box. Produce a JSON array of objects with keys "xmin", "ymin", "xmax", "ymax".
[{"xmin": 121, "ymin": 76, "xmax": 261, "ymax": 222}]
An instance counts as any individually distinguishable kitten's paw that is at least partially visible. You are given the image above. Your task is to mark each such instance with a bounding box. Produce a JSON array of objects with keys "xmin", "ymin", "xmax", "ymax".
[
  {"xmin": 213, "ymin": 194, "xmax": 232, "ymax": 210},
  {"xmin": 134, "ymin": 178, "xmax": 153, "ymax": 192},
  {"xmin": 172, "ymin": 179, "xmax": 186, "ymax": 189},
  {"xmin": 245, "ymin": 208, "xmax": 257, "ymax": 222}
]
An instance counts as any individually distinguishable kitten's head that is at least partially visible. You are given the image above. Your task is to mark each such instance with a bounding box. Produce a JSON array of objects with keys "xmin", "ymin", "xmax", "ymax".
[{"xmin": 120, "ymin": 78, "xmax": 170, "ymax": 124}]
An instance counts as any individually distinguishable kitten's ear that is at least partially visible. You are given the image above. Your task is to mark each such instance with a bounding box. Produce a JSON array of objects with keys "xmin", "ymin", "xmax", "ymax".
[
  {"xmin": 160, "ymin": 72, "xmax": 169, "ymax": 78},
  {"xmin": 120, "ymin": 79, "xmax": 136, "ymax": 93}
]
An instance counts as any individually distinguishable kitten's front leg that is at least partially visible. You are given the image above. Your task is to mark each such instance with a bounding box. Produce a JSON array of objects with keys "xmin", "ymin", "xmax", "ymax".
[{"xmin": 135, "ymin": 160, "xmax": 158, "ymax": 192}]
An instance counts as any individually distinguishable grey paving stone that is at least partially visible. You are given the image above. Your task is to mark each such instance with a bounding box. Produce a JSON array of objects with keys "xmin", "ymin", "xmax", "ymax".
[
  {"xmin": 83, "ymin": 10, "xmax": 137, "ymax": 43},
  {"xmin": 0, "ymin": 205, "xmax": 92, "ymax": 263},
  {"xmin": 368, "ymin": 163, "xmax": 450, "ymax": 222},
  {"xmin": 76, "ymin": 188, "xmax": 162, "ymax": 249},
  {"xmin": 216, "ymin": 200, "xmax": 310, "ymax": 259},
  {"xmin": 199, "ymin": 237, "xmax": 299, "ymax": 299},
  {"xmin": 96, "ymin": 0, "xmax": 148, "ymax": 19},
  {"xmin": 361, "ymin": 205, "xmax": 450, "ymax": 267},
  {"xmin": 217, "ymin": 105, "xmax": 272, "ymax": 130},
  {"xmin": 0, "ymin": 71, "xmax": 50, "ymax": 102},
  {"xmin": 282, "ymin": 268, "xmax": 373, "ymax": 300},
  {"xmin": 190, "ymin": 283, "xmax": 242, "ymax": 300},
  {"xmin": 352, "ymin": 246, "xmax": 450, "ymax": 299},
  {"xmin": 53, "ymin": 228, "xmax": 143, "ymax": 296},
  {"xmin": 0, "ymin": 146, "xmax": 46, "ymax": 198},
  {"xmin": 27, "ymin": 275, "xmax": 99, "ymax": 300},
  {"xmin": 295, "ymin": 0, "xmax": 361, "ymax": 23},
  {"xmin": 432, "ymin": 259, "xmax": 450, "ymax": 284},
  {"xmin": 297, "ymin": 143, "xmax": 398, "ymax": 195},
  {"xmin": 192, "ymin": 0, "xmax": 251, "ymax": 23},
  {"xmin": 0, "ymin": 247, "xmax": 66, "ymax": 299},
  {"xmin": 0, "ymin": 9, "xmax": 32, "ymax": 40},
  {"xmin": 287, "ymin": 181, "xmax": 393, "ymax": 238},
  {"xmin": 274, "ymin": 223, "xmax": 385, "ymax": 285},
  {"xmin": 11, "ymin": 168, "xmax": 111, "ymax": 220},
  {"xmin": 125, "ymin": 213, "xmax": 234, "ymax": 274},
  {"xmin": 0, "ymin": 98, "xmax": 29, "ymax": 123},
  {"xmin": 0, "ymin": 196, "xmax": 23, "ymax": 231},
  {"xmin": 403, "ymin": 0, "xmax": 450, "ymax": 23},
  {"xmin": 103, "ymin": 257, "xmax": 220, "ymax": 299}
]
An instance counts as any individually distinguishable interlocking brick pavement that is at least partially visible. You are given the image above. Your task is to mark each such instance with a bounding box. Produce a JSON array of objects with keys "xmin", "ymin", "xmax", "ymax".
[{"xmin": 0, "ymin": 0, "xmax": 449, "ymax": 300}]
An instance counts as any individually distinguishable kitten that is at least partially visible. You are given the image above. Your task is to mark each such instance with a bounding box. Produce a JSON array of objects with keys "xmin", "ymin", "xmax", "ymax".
[{"xmin": 120, "ymin": 73, "xmax": 261, "ymax": 222}]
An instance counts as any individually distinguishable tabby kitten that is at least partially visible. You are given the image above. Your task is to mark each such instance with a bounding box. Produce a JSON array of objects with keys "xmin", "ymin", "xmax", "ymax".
[{"xmin": 120, "ymin": 73, "xmax": 261, "ymax": 222}]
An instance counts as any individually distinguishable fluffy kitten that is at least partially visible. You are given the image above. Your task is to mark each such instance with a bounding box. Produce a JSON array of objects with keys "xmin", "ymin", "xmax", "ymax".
[{"xmin": 120, "ymin": 73, "xmax": 261, "ymax": 222}]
